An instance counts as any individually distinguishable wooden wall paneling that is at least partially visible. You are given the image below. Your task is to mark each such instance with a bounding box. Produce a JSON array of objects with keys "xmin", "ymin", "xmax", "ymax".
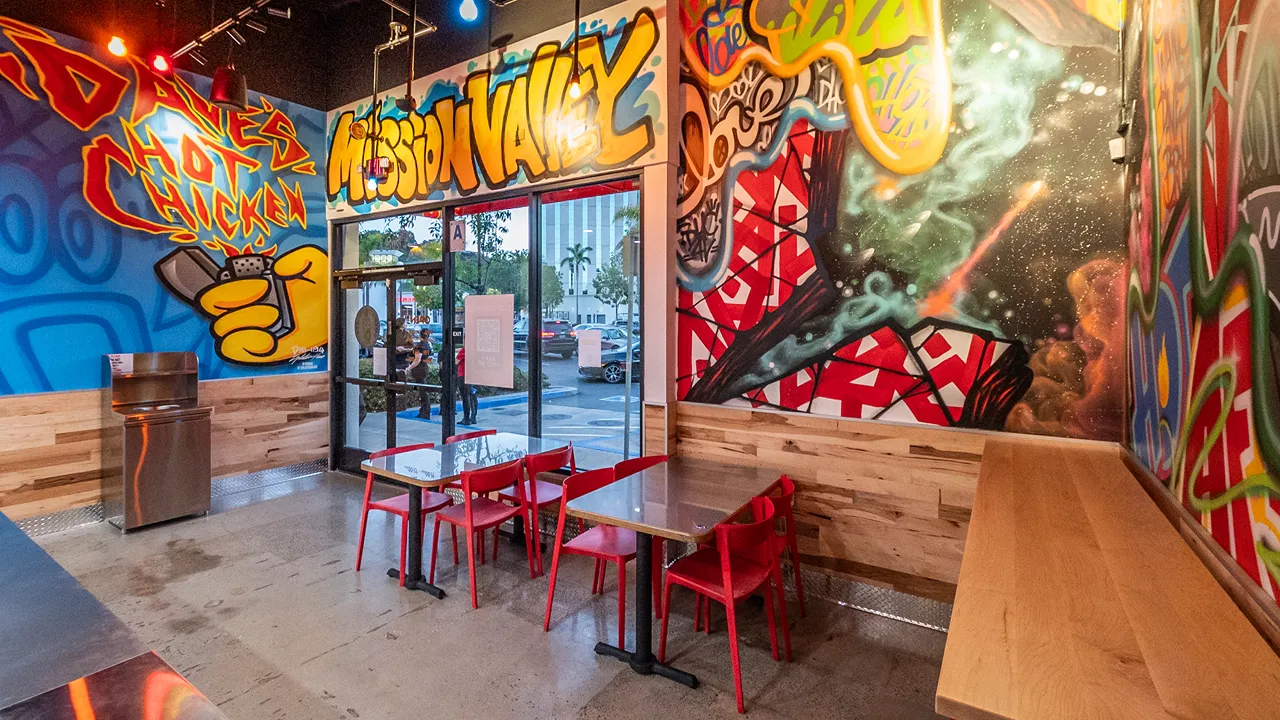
[
  {"xmin": 0, "ymin": 373, "xmax": 329, "ymax": 521},
  {"xmin": 0, "ymin": 389, "xmax": 114, "ymax": 520},
  {"xmin": 642, "ymin": 402, "xmax": 668, "ymax": 456},
  {"xmin": 672, "ymin": 401, "xmax": 991, "ymax": 601}
]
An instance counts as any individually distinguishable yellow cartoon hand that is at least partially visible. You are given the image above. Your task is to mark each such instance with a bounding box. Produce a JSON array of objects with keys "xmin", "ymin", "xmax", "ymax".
[{"xmin": 197, "ymin": 245, "xmax": 329, "ymax": 364}]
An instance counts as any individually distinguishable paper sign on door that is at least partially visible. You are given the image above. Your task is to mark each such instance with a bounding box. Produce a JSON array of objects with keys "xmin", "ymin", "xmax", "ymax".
[
  {"xmin": 577, "ymin": 329, "xmax": 601, "ymax": 369},
  {"xmin": 464, "ymin": 294, "xmax": 514, "ymax": 388}
]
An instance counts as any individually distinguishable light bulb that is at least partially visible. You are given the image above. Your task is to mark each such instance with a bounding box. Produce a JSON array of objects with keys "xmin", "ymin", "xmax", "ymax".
[
  {"xmin": 366, "ymin": 176, "xmax": 379, "ymax": 192},
  {"xmin": 151, "ymin": 53, "xmax": 170, "ymax": 72},
  {"xmin": 459, "ymin": 0, "xmax": 479, "ymax": 22},
  {"xmin": 107, "ymin": 36, "xmax": 127, "ymax": 57},
  {"xmin": 568, "ymin": 80, "xmax": 581, "ymax": 99}
]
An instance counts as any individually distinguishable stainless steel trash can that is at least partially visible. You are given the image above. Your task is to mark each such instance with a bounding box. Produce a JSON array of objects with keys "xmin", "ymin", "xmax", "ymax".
[{"xmin": 102, "ymin": 352, "xmax": 212, "ymax": 531}]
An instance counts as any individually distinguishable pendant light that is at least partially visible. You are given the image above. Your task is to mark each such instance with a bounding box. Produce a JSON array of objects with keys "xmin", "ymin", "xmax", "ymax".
[
  {"xmin": 210, "ymin": 62, "xmax": 248, "ymax": 111},
  {"xmin": 567, "ymin": 0, "xmax": 581, "ymax": 99},
  {"xmin": 459, "ymin": 0, "xmax": 479, "ymax": 22}
]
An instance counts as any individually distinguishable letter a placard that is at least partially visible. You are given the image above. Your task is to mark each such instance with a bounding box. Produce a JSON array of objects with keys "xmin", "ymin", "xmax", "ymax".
[{"xmin": 448, "ymin": 220, "xmax": 467, "ymax": 253}]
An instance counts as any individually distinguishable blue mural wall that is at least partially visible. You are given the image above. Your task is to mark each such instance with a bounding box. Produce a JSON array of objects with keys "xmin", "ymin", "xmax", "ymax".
[{"xmin": 0, "ymin": 17, "xmax": 328, "ymax": 396}]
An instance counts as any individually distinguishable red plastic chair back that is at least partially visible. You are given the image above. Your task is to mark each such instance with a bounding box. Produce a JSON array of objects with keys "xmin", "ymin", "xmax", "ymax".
[
  {"xmin": 615, "ymin": 454, "xmax": 667, "ymax": 479},
  {"xmin": 460, "ymin": 456, "xmax": 525, "ymax": 498},
  {"xmin": 559, "ymin": 467, "xmax": 617, "ymax": 505},
  {"xmin": 714, "ymin": 497, "xmax": 777, "ymax": 577},
  {"xmin": 369, "ymin": 441, "xmax": 435, "ymax": 460},
  {"xmin": 446, "ymin": 429, "xmax": 497, "ymax": 444},
  {"xmin": 760, "ymin": 475, "xmax": 795, "ymax": 518},
  {"xmin": 526, "ymin": 444, "xmax": 577, "ymax": 477}
]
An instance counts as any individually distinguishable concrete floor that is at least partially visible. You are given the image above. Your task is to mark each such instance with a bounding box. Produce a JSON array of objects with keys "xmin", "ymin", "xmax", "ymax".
[{"xmin": 35, "ymin": 472, "xmax": 946, "ymax": 719}]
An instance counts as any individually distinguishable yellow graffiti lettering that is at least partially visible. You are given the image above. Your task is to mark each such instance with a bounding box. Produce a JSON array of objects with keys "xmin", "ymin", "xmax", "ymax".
[
  {"xmin": 579, "ymin": 10, "xmax": 657, "ymax": 166},
  {"xmin": 467, "ymin": 74, "xmax": 511, "ymax": 187},
  {"xmin": 504, "ymin": 76, "xmax": 546, "ymax": 179}
]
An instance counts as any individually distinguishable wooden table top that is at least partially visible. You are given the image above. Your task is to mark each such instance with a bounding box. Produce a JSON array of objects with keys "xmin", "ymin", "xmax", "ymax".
[
  {"xmin": 361, "ymin": 433, "xmax": 569, "ymax": 488},
  {"xmin": 564, "ymin": 457, "xmax": 780, "ymax": 543},
  {"xmin": 936, "ymin": 438, "xmax": 1280, "ymax": 720}
]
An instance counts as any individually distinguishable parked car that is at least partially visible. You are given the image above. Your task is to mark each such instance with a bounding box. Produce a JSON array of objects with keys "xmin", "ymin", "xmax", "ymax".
[
  {"xmin": 579, "ymin": 342, "xmax": 642, "ymax": 383},
  {"xmin": 514, "ymin": 318, "xmax": 577, "ymax": 357},
  {"xmin": 574, "ymin": 324, "xmax": 632, "ymax": 350}
]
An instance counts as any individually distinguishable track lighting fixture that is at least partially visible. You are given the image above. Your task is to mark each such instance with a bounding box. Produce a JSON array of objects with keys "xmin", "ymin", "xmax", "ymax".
[
  {"xmin": 227, "ymin": 28, "xmax": 246, "ymax": 45},
  {"xmin": 244, "ymin": 19, "xmax": 268, "ymax": 33}
]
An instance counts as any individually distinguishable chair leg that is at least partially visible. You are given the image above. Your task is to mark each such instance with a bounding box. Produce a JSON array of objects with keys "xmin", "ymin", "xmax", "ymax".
[
  {"xmin": 523, "ymin": 514, "xmax": 536, "ymax": 579},
  {"xmin": 478, "ymin": 530, "xmax": 486, "ymax": 566},
  {"xmin": 397, "ymin": 515, "xmax": 409, "ymax": 587},
  {"xmin": 355, "ymin": 504, "xmax": 370, "ymax": 572},
  {"xmin": 694, "ymin": 594, "xmax": 703, "ymax": 632},
  {"xmin": 466, "ymin": 523, "xmax": 479, "ymax": 609},
  {"xmin": 658, "ymin": 579, "xmax": 675, "ymax": 663},
  {"xmin": 533, "ymin": 508, "xmax": 544, "ymax": 576},
  {"xmin": 451, "ymin": 525, "xmax": 459, "ymax": 565},
  {"xmin": 773, "ymin": 567, "xmax": 793, "ymax": 662},
  {"xmin": 492, "ymin": 527, "xmax": 499, "ymax": 563},
  {"xmin": 591, "ymin": 559, "xmax": 602, "ymax": 594},
  {"xmin": 616, "ymin": 559, "xmax": 627, "ymax": 650},
  {"xmin": 788, "ymin": 531, "xmax": 806, "ymax": 617},
  {"xmin": 596, "ymin": 560, "xmax": 606, "ymax": 593},
  {"xmin": 763, "ymin": 581, "xmax": 780, "ymax": 661},
  {"xmin": 543, "ymin": 535, "xmax": 564, "ymax": 632},
  {"xmin": 428, "ymin": 518, "xmax": 442, "ymax": 584},
  {"xmin": 705, "ymin": 594, "xmax": 713, "ymax": 634},
  {"xmin": 725, "ymin": 598, "xmax": 745, "ymax": 713}
]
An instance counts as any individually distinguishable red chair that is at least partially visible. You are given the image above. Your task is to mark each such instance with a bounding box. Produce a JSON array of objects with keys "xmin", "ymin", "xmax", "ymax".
[
  {"xmin": 499, "ymin": 444, "xmax": 576, "ymax": 576},
  {"xmin": 763, "ymin": 475, "xmax": 805, "ymax": 617},
  {"xmin": 445, "ymin": 429, "xmax": 496, "ymax": 444},
  {"xmin": 355, "ymin": 442, "xmax": 455, "ymax": 587},
  {"xmin": 615, "ymin": 454, "xmax": 668, "ymax": 616},
  {"xmin": 429, "ymin": 457, "xmax": 532, "ymax": 608},
  {"xmin": 444, "ymin": 429, "xmax": 500, "ymax": 561},
  {"xmin": 659, "ymin": 497, "xmax": 791, "ymax": 714},
  {"xmin": 542, "ymin": 467, "xmax": 637, "ymax": 648}
]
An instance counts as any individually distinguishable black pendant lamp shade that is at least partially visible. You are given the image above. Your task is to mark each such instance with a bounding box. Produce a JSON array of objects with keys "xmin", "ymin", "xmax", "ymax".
[{"xmin": 209, "ymin": 64, "xmax": 248, "ymax": 112}]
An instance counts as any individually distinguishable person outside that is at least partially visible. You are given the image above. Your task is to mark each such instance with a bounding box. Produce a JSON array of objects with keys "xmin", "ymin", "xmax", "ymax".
[
  {"xmin": 456, "ymin": 346, "xmax": 478, "ymax": 425},
  {"xmin": 406, "ymin": 328, "xmax": 434, "ymax": 419}
]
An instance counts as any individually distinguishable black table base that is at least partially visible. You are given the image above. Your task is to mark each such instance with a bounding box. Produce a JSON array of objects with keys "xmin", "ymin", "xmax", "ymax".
[
  {"xmin": 594, "ymin": 531, "xmax": 699, "ymax": 688},
  {"xmin": 384, "ymin": 479, "xmax": 447, "ymax": 599}
]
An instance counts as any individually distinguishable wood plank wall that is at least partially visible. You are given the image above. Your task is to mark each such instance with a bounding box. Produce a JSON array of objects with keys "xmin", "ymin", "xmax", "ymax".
[
  {"xmin": 672, "ymin": 401, "xmax": 990, "ymax": 602},
  {"xmin": 0, "ymin": 372, "xmax": 329, "ymax": 521}
]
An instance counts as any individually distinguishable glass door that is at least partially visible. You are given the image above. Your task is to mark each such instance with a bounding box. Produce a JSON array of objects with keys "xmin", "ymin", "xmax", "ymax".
[
  {"xmin": 332, "ymin": 213, "xmax": 445, "ymax": 473},
  {"xmin": 445, "ymin": 197, "xmax": 532, "ymax": 438},
  {"xmin": 537, "ymin": 179, "xmax": 642, "ymax": 468}
]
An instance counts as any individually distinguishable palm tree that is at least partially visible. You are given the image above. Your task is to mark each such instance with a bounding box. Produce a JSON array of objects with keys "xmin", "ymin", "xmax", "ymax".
[{"xmin": 560, "ymin": 243, "xmax": 593, "ymax": 323}]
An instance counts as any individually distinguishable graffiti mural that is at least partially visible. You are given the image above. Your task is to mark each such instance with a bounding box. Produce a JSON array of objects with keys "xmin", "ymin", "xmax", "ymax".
[
  {"xmin": 0, "ymin": 18, "xmax": 328, "ymax": 394},
  {"xmin": 1125, "ymin": 0, "xmax": 1280, "ymax": 599},
  {"xmin": 326, "ymin": 2, "xmax": 666, "ymax": 213},
  {"xmin": 676, "ymin": 0, "xmax": 1127, "ymax": 438}
]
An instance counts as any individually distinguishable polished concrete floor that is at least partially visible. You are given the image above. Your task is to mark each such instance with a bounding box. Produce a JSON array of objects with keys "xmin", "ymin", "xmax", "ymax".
[{"xmin": 36, "ymin": 472, "xmax": 946, "ymax": 719}]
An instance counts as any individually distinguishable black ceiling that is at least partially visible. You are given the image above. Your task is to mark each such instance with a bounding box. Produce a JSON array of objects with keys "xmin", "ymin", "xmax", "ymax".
[{"xmin": 0, "ymin": 0, "xmax": 627, "ymax": 110}]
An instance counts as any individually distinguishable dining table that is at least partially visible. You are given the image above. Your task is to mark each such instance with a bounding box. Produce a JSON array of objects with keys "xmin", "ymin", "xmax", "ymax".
[
  {"xmin": 565, "ymin": 456, "xmax": 781, "ymax": 688},
  {"xmin": 361, "ymin": 432, "xmax": 570, "ymax": 598}
]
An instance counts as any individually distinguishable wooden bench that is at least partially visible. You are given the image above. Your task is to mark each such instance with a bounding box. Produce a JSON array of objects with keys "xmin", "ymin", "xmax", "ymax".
[{"xmin": 936, "ymin": 437, "xmax": 1280, "ymax": 719}]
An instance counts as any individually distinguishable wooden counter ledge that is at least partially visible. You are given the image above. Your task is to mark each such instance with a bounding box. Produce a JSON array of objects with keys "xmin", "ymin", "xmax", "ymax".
[{"xmin": 936, "ymin": 438, "xmax": 1280, "ymax": 719}]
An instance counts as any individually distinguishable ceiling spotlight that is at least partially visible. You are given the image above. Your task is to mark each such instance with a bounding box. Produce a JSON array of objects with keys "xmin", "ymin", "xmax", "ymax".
[
  {"xmin": 189, "ymin": 49, "xmax": 208, "ymax": 65},
  {"xmin": 266, "ymin": 6, "xmax": 291, "ymax": 18},
  {"xmin": 209, "ymin": 64, "xmax": 248, "ymax": 112},
  {"xmin": 151, "ymin": 53, "xmax": 171, "ymax": 72},
  {"xmin": 227, "ymin": 28, "xmax": 246, "ymax": 45},
  {"xmin": 107, "ymin": 35, "xmax": 127, "ymax": 57},
  {"xmin": 244, "ymin": 19, "xmax": 268, "ymax": 33},
  {"xmin": 459, "ymin": 0, "xmax": 480, "ymax": 22}
]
